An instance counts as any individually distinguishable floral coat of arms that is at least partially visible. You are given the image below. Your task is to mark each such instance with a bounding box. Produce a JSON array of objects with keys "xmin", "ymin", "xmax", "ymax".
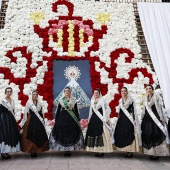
[{"xmin": 0, "ymin": 0, "xmax": 158, "ymax": 128}]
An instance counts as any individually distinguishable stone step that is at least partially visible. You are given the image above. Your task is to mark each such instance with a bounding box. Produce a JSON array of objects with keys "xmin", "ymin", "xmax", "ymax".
[
  {"xmin": 133, "ymin": 3, "xmax": 154, "ymax": 70},
  {"xmin": 0, "ymin": 0, "xmax": 9, "ymax": 28}
]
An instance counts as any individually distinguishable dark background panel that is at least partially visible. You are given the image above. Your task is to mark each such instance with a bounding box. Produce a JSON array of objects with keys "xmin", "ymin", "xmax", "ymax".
[{"xmin": 53, "ymin": 60, "xmax": 92, "ymax": 119}]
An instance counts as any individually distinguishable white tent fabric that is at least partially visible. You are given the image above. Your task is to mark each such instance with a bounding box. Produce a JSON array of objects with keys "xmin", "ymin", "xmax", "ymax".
[
  {"xmin": 0, "ymin": 0, "xmax": 2, "ymax": 12},
  {"xmin": 138, "ymin": 2, "xmax": 170, "ymax": 117}
]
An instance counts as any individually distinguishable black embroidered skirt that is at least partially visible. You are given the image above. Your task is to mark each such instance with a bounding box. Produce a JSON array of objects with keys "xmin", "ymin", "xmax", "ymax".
[
  {"xmin": 85, "ymin": 108, "xmax": 104, "ymax": 148},
  {"xmin": 21, "ymin": 109, "xmax": 49, "ymax": 153},
  {"xmin": 114, "ymin": 110, "xmax": 135, "ymax": 148},
  {"xmin": 50, "ymin": 109, "xmax": 84, "ymax": 151},
  {"xmin": 0, "ymin": 105, "xmax": 20, "ymax": 153},
  {"xmin": 141, "ymin": 105, "xmax": 165, "ymax": 150}
]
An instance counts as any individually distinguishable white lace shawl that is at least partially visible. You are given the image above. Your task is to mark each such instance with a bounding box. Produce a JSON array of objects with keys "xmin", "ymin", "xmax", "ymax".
[
  {"xmin": 59, "ymin": 96, "xmax": 77, "ymax": 110},
  {"xmin": 57, "ymin": 89, "xmax": 77, "ymax": 110},
  {"xmin": 88, "ymin": 94, "xmax": 111, "ymax": 123},
  {"xmin": 19, "ymin": 99, "xmax": 43, "ymax": 128},
  {"xmin": 118, "ymin": 95, "xmax": 134, "ymax": 111},
  {"xmin": 142, "ymin": 93, "xmax": 168, "ymax": 123},
  {"xmin": 118, "ymin": 95, "xmax": 140, "ymax": 126},
  {"xmin": 0, "ymin": 98, "xmax": 15, "ymax": 115}
]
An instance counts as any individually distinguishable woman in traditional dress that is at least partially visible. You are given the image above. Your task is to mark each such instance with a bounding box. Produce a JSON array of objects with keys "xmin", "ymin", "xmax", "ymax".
[
  {"xmin": 49, "ymin": 87, "xmax": 84, "ymax": 156},
  {"xmin": 19, "ymin": 90, "xmax": 49, "ymax": 157},
  {"xmin": 85, "ymin": 89, "xmax": 113, "ymax": 157},
  {"xmin": 0, "ymin": 87, "xmax": 20, "ymax": 159},
  {"xmin": 141, "ymin": 84, "xmax": 169, "ymax": 160},
  {"xmin": 114, "ymin": 87, "xmax": 141, "ymax": 158}
]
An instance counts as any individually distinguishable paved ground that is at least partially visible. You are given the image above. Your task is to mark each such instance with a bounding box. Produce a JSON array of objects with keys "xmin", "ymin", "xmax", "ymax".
[{"xmin": 1, "ymin": 151, "xmax": 170, "ymax": 170}]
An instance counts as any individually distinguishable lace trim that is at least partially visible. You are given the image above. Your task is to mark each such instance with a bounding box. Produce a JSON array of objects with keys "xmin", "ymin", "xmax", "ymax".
[
  {"xmin": 143, "ymin": 93, "xmax": 166, "ymax": 122},
  {"xmin": 1, "ymin": 99, "xmax": 15, "ymax": 115},
  {"xmin": 54, "ymin": 86, "xmax": 90, "ymax": 108},
  {"xmin": 49, "ymin": 135, "xmax": 84, "ymax": 151},
  {"xmin": 0, "ymin": 142, "xmax": 20, "ymax": 153},
  {"xmin": 143, "ymin": 140, "xmax": 169, "ymax": 156},
  {"xmin": 59, "ymin": 97, "xmax": 77, "ymax": 110},
  {"xmin": 119, "ymin": 95, "xmax": 133, "ymax": 110},
  {"xmin": 86, "ymin": 135, "xmax": 104, "ymax": 148}
]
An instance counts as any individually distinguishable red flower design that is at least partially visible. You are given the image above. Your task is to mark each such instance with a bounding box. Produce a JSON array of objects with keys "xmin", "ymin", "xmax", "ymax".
[{"xmin": 0, "ymin": 0, "xmax": 155, "ymax": 123}]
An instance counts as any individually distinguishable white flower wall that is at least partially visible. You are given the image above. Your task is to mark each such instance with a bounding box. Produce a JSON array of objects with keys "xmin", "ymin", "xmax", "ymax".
[{"xmin": 0, "ymin": 0, "xmax": 158, "ymax": 126}]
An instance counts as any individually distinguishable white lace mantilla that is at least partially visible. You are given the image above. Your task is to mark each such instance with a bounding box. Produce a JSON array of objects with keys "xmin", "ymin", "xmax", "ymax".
[
  {"xmin": 1, "ymin": 98, "xmax": 15, "ymax": 115},
  {"xmin": 142, "ymin": 93, "xmax": 167, "ymax": 122},
  {"xmin": 118, "ymin": 95, "xmax": 133, "ymax": 111},
  {"xmin": 89, "ymin": 95, "xmax": 111, "ymax": 123},
  {"xmin": 54, "ymin": 85, "xmax": 91, "ymax": 109},
  {"xmin": 59, "ymin": 97, "xmax": 77, "ymax": 110}
]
